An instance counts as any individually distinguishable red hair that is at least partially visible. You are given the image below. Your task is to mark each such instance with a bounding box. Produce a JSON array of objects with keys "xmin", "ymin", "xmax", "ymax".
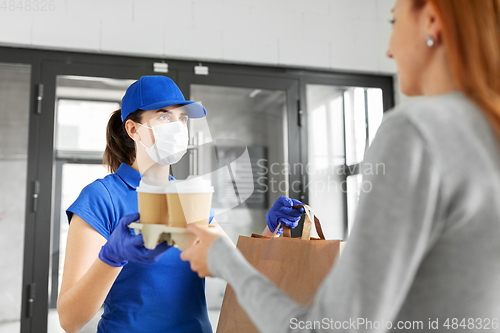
[{"xmin": 413, "ymin": 0, "xmax": 500, "ymax": 139}]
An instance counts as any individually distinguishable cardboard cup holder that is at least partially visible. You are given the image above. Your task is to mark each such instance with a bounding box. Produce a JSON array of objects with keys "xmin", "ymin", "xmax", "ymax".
[
  {"xmin": 128, "ymin": 222, "xmax": 214, "ymax": 251},
  {"xmin": 134, "ymin": 176, "xmax": 215, "ymax": 250}
]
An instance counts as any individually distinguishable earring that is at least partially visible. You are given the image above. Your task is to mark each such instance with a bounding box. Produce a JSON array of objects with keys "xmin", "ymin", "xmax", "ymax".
[{"xmin": 426, "ymin": 36, "xmax": 435, "ymax": 47}]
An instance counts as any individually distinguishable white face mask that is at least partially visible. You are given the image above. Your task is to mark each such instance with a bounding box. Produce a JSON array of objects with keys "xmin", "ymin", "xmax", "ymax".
[{"xmin": 138, "ymin": 121, "xmax": 189, "ymax": 166}]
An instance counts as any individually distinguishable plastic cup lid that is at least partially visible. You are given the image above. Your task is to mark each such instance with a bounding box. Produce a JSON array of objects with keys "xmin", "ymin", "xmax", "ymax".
[
  {"xmin": 165, "ymin": 176, "xmax": 214, "ymax": 194},
  {"xmin": 136, "ymin": 176, "xmax": 169, "ymax": 194}
]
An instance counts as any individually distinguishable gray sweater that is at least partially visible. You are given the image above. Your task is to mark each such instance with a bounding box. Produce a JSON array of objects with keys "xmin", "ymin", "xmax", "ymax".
[{"xmin": 208, "ymin": 92, "xmax": 500, "ymax": 332}]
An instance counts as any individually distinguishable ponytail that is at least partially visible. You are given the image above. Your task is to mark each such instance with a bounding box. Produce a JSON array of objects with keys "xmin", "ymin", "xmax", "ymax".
[{"xmin": 104, "ymin": 109, "xmax": 145, "ymax": 173}]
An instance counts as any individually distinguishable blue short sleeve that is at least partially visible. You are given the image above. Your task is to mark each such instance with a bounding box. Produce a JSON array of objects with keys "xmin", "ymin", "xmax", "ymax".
[{"xmin": 66, "ymin": 180, "xmax": 116, "ymax": 239}]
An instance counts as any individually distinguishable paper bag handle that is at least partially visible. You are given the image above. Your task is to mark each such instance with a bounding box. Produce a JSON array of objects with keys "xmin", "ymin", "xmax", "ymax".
[
  {"xmin": 282, "ymin": 225, "xmax": 291, "ymax": 238},
  {"xmin": 292, "ymin": 204, "xmax": 326, "ymax": 240}
]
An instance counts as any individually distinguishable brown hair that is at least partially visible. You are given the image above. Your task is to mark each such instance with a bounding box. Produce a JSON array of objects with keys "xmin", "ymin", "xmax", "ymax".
[
  {"xmin": 412, "ymin": 0, "xmax": 500, "ymax": 140},
  {"xmin": 104, "ymin": 109, "xmax": 146, "ymax": 173}
]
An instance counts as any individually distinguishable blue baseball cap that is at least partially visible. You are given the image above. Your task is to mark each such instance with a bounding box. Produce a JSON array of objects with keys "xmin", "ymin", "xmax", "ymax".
[{"xmin": 121, "ymin": 75, "xmax": 207, "ymax": 122}]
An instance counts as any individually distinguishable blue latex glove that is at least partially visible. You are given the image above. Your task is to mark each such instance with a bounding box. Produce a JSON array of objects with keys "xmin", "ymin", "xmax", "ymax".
[
  {"xmin": 99, "ymin": 213, "xmax": 171, "ymax": 267},
  {"xmin": 265, "ymin": 196, "xmax": 305, "ymax": 235}
]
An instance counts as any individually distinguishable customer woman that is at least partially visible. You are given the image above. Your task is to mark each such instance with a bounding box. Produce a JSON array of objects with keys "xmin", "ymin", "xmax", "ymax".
[
  {"xmin": 181, "ymin": 0, "xmax": 500, "ymax": 332},
  {"xmin": 57, "ymin": 76, "xmax": 218, "ymax": 332}
]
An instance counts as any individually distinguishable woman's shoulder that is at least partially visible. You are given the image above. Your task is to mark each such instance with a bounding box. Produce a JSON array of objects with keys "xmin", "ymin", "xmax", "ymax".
[
  {"xmin": 381, "ymin": 91, "xmax": 491, "ymax": 145},
  {"xmin": 67, "ymin": 177, "xmax": 119, "ymax": 237},
  {"xmin": 379, "ymin": 92, "xmax": 499, "ymax": 176},
  {"xmin": 83, "ymin": 172, "xmax": 126, "ymax": 193},
  {"xmin": 75, "ymin": 178, "xmax": 114, "ymax": 207},
  {"xmin": 388, "ymin": 92, "xmax": 482, "ymax": 127}
]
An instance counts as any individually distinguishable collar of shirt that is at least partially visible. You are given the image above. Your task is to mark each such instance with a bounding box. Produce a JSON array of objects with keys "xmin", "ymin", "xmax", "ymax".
[
  {"xmin": 115, "ymin": 163, "xmax": 141, "ymax": 189},
  {"xmin": 115, "ymin": 163, "xmax": 176, "ymax": 190}
]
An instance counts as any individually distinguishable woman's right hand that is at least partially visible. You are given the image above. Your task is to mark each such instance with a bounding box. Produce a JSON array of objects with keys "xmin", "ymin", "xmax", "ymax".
[{"xmin": 99, "ymin": 213, "xmax": 171, "ymax": 267}]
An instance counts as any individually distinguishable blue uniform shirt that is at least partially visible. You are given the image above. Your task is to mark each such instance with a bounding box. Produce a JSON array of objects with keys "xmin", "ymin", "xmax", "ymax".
[{"xmin": 67, "ymin": 163, "xmax": 212, "ymax": 333}]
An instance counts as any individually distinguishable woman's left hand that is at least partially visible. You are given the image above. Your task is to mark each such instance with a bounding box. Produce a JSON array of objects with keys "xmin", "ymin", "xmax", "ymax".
[{"xmin": 180, "ymin": 223, "xmax": 225, "ymax": 278}]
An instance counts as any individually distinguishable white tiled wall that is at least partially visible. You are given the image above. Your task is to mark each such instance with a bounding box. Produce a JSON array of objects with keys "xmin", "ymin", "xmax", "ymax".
[{"xmin": 0, "ymin": 0, "xmax": 398, "ymax": 74}]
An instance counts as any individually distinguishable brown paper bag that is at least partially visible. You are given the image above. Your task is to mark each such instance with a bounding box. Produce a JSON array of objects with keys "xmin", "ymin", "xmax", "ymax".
[{"xmin": 216, "ymin": 205, "xmax": 341, "ymax": 333}]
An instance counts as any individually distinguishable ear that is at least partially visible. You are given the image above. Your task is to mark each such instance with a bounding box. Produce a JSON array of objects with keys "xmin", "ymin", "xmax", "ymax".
[
  {"xmin": 422, "ymin": 2, "xmax": 442, "ymax": 44},
  {"xmin": 125, "ymin": 119, "xmax": 141, "ymax": 142}
]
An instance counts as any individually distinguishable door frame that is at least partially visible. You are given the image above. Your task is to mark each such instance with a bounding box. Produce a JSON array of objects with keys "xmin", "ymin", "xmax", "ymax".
[{"xmin": 0, "ymin": 46, "xmax": 394, "ymax": 333}]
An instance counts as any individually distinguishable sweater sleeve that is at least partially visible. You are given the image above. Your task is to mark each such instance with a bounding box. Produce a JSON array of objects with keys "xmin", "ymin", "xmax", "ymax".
[{"xmin": 208, "ymin": 111, "xmax": 445, "ymax": 333}]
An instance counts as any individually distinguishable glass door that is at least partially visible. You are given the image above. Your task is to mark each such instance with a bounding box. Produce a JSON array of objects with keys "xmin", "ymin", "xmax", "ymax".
[
  {"xmin": 306, "ymin": 84, "xmax": 387, "ymax": 240},
  {"xmin": 48, "ymin": 75, "xmax": 134, "ymax": 332},
  {"xmin": 0, "ymin": 63, "xmax": 31, "ymax": 333},
  {"xmin": 176, "ymin": 72, "xmax": 300, "ymax": 331},
  {"xmin": 34, "ymin": 60, "xmax": 169, "ymax": 333}
]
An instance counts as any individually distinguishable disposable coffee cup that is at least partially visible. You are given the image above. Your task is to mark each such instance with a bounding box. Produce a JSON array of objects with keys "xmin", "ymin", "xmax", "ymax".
[
  {"xmin": 165, "ymin": 177, "xmax": 214, "ymax": 227},
  {"xmin": 136, "ymin": 176, "xmax": 169, "ymax": 224}
]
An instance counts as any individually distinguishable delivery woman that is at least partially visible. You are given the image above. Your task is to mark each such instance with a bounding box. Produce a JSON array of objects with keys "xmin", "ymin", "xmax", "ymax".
[
  {"xmin": 57, "ymin": 76, "xmax": 218, "ymax": 333},
  {"xmin": 181, "ymin": 0, "xmax": 500, "ymax": 332}
]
